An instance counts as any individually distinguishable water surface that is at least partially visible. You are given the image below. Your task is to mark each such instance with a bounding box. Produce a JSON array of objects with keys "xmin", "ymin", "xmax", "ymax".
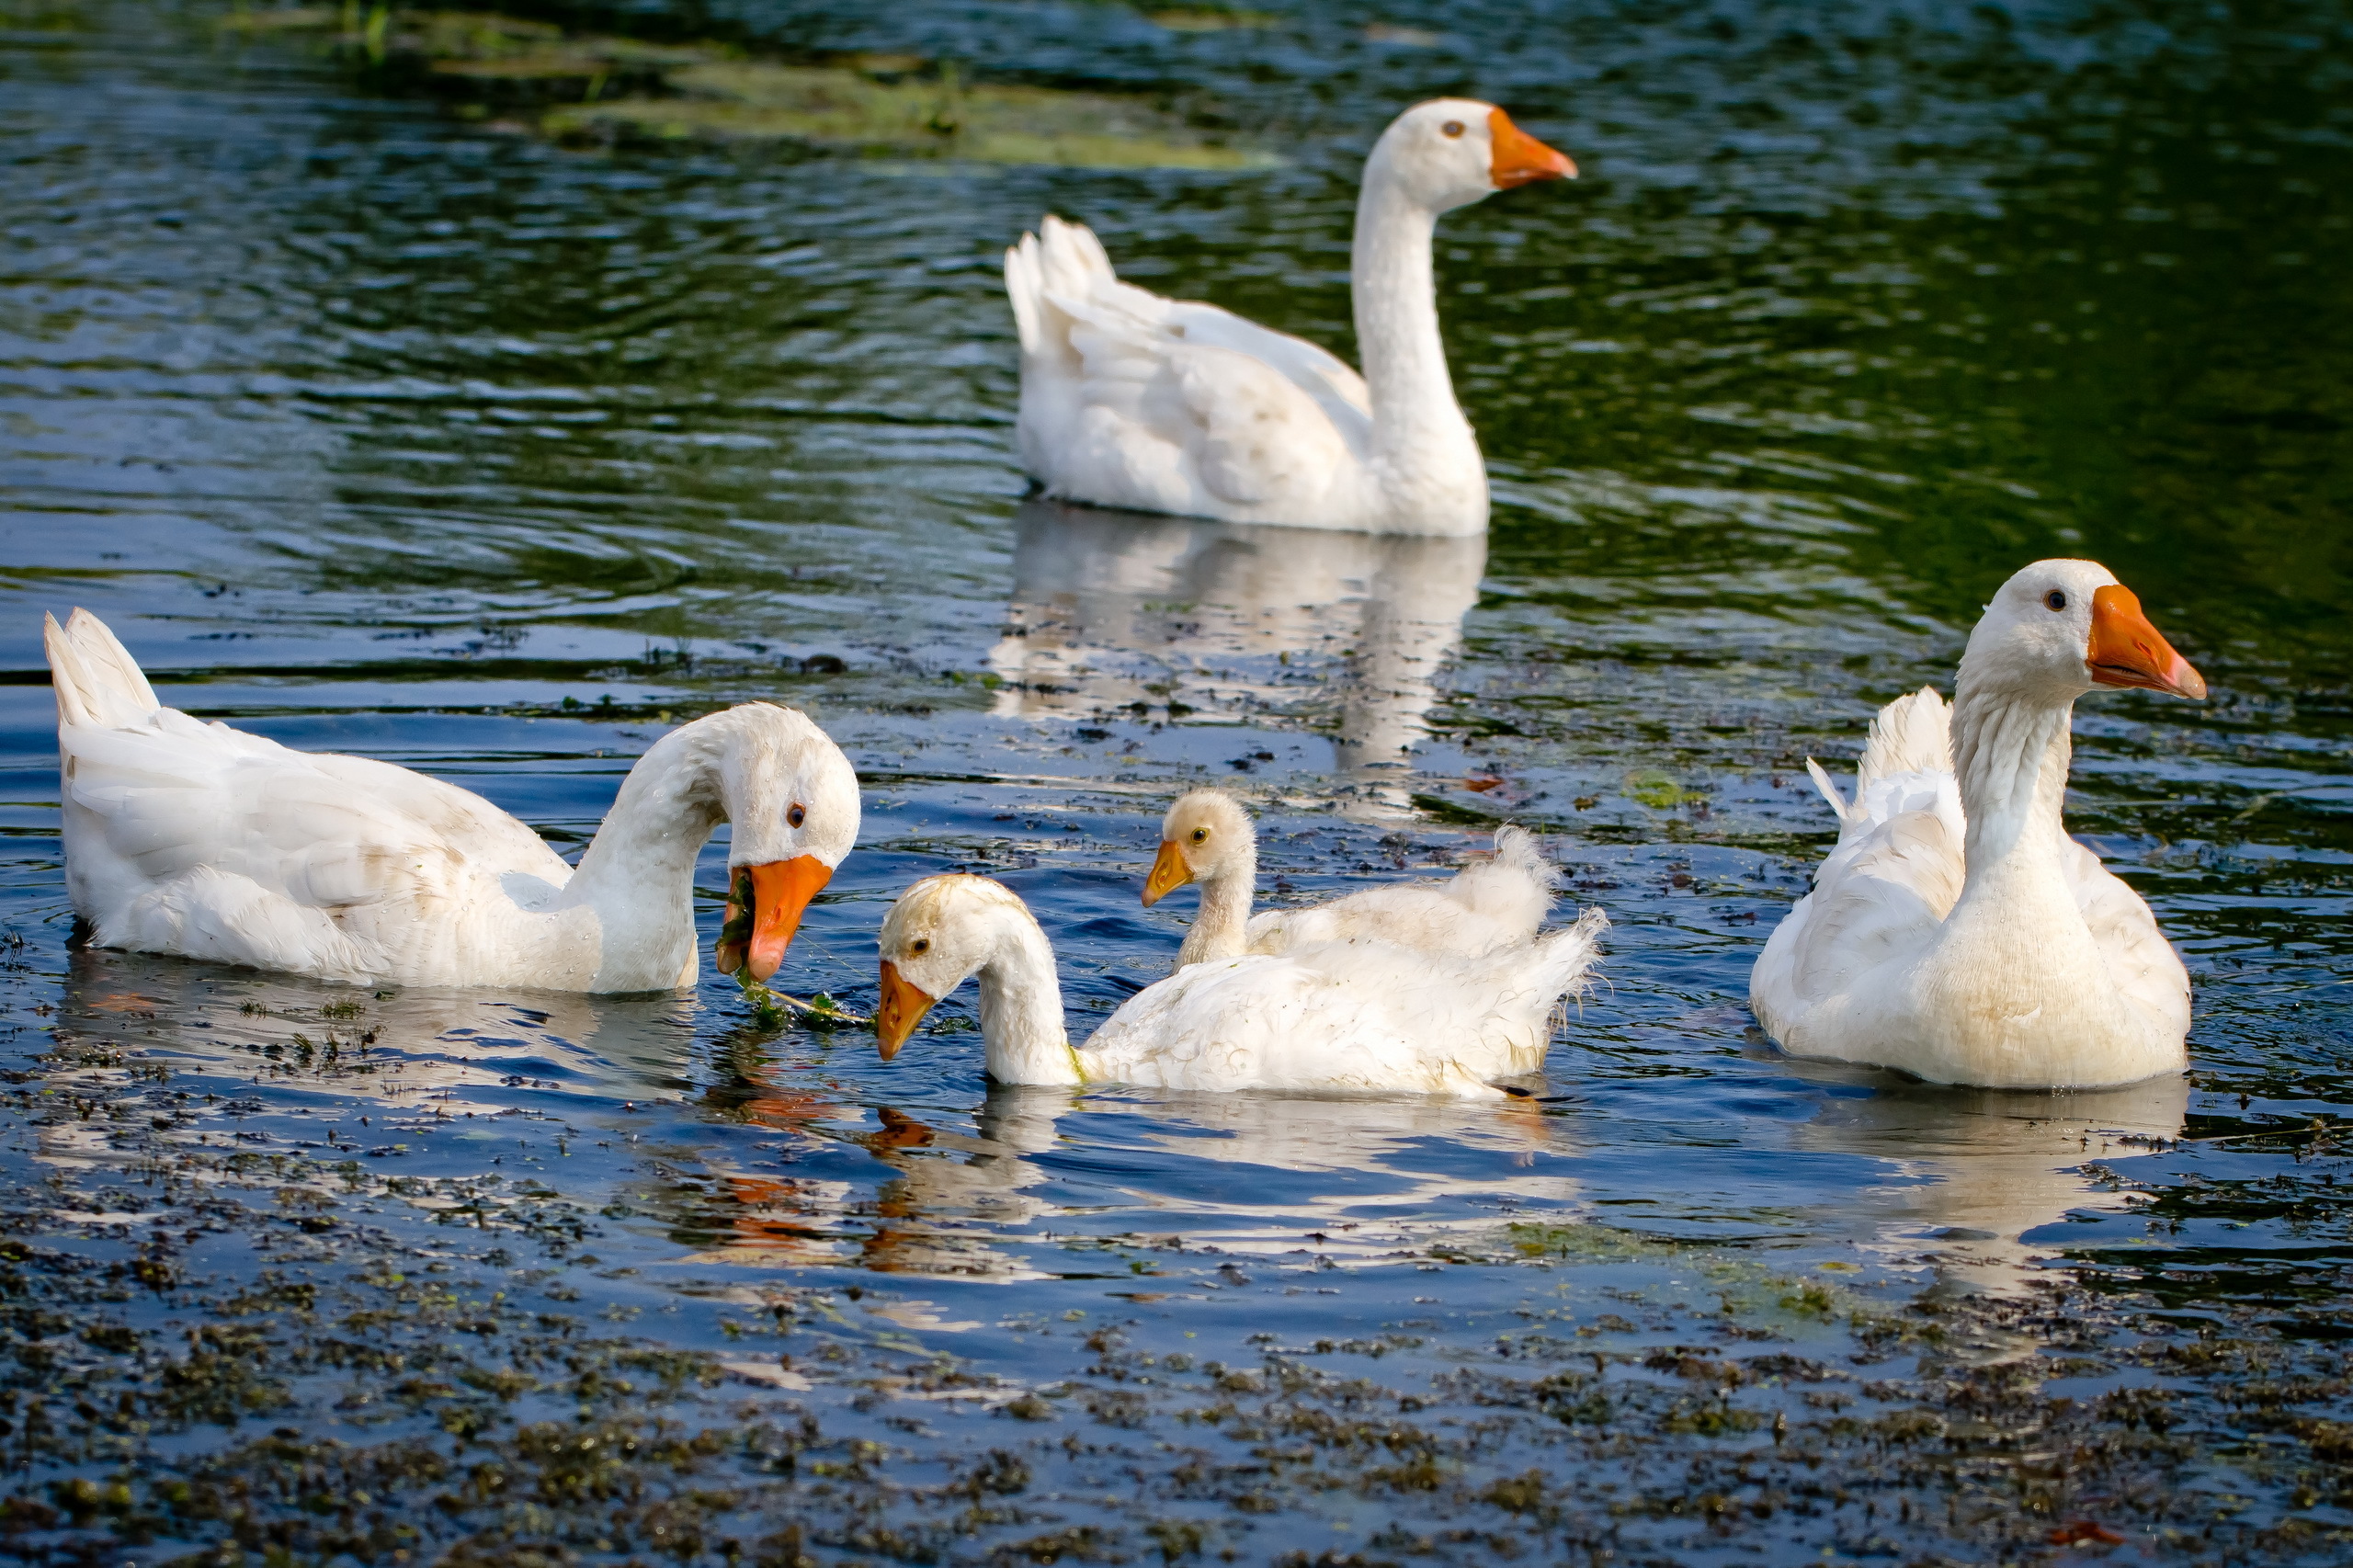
[{"xmin": 2, "ymin": 2, "xmax": 2349, "ymax": 1562}]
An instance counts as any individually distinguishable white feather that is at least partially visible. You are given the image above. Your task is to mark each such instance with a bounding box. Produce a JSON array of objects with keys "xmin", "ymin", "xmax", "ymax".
[
  {"xmin": 1752, "ymin": 562, "xmax": 2198, "ymax": 1088},
  {"xmin": 45, "ymin": 609, "xmax": 861, "ymax": 992},
  {"xmin": 1004, "ymin": 100, "xmax": 1574, "ymax": 536}
]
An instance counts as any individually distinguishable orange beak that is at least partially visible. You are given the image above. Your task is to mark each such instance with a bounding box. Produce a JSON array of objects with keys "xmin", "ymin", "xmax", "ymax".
[
  {"xmin": 714, "ymin": 856, "xmax": 833, "ymax": 982},
  {"xmin": 1141, "ymin": 840, "xmax": 1193, "ymax": 907},
  {"xmin": 874, "ymin": 959, "xmax": 937, "ymax": 1062},
  {"xmin": 1489, "ymin": 108, "xmax": 1576, "ymax": 187},
  {"xmin": 2087, "ymin": 584, "xmax": 2206, "ymax": 700}
]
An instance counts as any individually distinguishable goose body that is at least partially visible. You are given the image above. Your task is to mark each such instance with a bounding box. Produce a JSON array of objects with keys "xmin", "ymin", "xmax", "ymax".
[
  {"xmin": 874, "ymin": 874, "xmax": 1605, "ymax": 1097},
  {"xmin": 1750, "ymin": 561, "xmax": 2203, "ymax": 1088},
  {"xmin": 45, "ymin": 608, "xmax": 858, "ymax": 993},
  {"xmin": 1004, "ymin": 100, "xmax": 1574, "ymax": 536},
  {"xmin": 1143, "ymin": 788, "xmax": 1558, "ymax": 969}
]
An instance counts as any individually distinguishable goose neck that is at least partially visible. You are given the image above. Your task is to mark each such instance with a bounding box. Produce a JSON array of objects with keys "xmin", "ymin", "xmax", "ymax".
[
  {"xmin": 563, "ymin": 727, "xmax": 722, "ymax": 987},
  {"xmin": 1352, "ymin": 170, "xmax": 1474, "ymax": 472},
  {"xmin": 977, "ymin": 907, "xmax": 1082, "ymax": 1086},
  {"xmin": 1178, "ymin": 849, "xmax": 1257, "ymax": 966},
  {"xmin": 1949, "ymin": 673, "xmax": 2076, "ymax": 884}
]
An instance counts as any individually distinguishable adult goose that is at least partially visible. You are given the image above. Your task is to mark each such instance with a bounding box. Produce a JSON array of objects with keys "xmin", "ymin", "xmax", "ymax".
[
  {"xmin": 44, "ymin": 608, "xmax": 858, "ymax": 992},
  {"xmin": 873, "ymin": 874, "xmax": 1606, "ymax": 1096},
  {"xmin": 1142, "ymin": 788, "xmax": 1560, "ymax": 969},
  {"xmin": 1750, "ymin": 561, "xmax": 2205, "ymax": 1088},
  {"xmin": 1004, "ymin": 99, "xmax": 1575, "ymax": 536}
]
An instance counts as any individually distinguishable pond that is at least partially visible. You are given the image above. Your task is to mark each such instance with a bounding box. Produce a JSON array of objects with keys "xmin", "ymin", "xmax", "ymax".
[{"xmin": 1, "ymin": 0, "xmax": 2349, "ymax": 1562}]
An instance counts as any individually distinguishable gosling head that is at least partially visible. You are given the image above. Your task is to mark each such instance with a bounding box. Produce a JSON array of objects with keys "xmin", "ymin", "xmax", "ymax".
[
  {"xmin": 1371, "ymin": 98, "xmax": 1576, "ymax": 214},
  {"xmin": 1142, "ymin": 789, "xmax": 1257, "ymax": 907},
  {"xmin": 1961, "ymin": 560, "xmax": 2205, "ymax": 707},
  {"xmin": 874, "ymin": 874, "xmax": 1028, "ymax": 1061},
  {"xmin": 693, "ymin": 702, "xmax": 861, "ymax": 983}
]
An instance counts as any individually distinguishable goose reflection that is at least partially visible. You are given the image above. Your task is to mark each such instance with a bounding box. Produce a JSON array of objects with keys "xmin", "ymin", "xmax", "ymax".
[
  {"xmin": 685, "ymin": 1080, "xmax": 1572, "ymax": 1278},
  {"xmin": 988, "ymin": 500, "xmax": 1485, "ymax": 808},
  {"xmin": 1785, "ymin": 1066, "xmax": 2189, "ymax": 1291},
  {"xmin": 47, "ymin": 945, "xmax": 693, "ymax": 1119}
]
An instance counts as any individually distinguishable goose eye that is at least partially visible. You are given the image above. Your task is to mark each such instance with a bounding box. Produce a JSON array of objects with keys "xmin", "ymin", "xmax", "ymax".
[
  {"xmin": 1190, "ymin": 827, "xmax": 1209, "ymax": 843},
  {"xmin": 2043, "ymin": 589, "xmax": 2068, "ymax": 612},
  {"xmin": 1441, "ymin": 119, "xmax": 1465, "ymax": 138},
  {"xmin": 787, "ymin": 803, "xmax": 806, "ymax": 828}
]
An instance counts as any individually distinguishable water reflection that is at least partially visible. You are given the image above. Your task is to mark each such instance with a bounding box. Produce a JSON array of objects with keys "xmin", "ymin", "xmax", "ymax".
[
  {"xmin": 41, "ymin": 944, "xmax": 697, "ymax": 1160},
  {"xmin": 1786, "ymin": 1066, "xmax": 2189, "ymax": 1291},
  {"xmin": 42, "ymin": 941, "xmax": 2181, "ymax": 1295},
  {"xmin": 987, "ymin": 501, "xmax": 1485, "ymax": 806},
  {"xmin": 674, "ymin": 1073, "xmax": 1574, "ymax": 1278}
]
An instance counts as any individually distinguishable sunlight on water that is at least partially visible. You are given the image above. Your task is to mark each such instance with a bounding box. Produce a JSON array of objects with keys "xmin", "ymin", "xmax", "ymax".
[{"xmin": 1, "ymin": 0, "xmax": 2349, "ymax": 1562}]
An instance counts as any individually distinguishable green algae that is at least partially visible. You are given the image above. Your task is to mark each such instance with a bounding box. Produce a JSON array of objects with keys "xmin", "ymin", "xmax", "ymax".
[
  {"xmin": 1147, "ymin": 7, "xmax": 1278, "ymax": 30},
  {"xmin": 551, "ymin": 63, "xmax": 1274, "ymax": 170},
  {"xmin": 216, "ymin": 6, "xmax": 1273, "ymax": 170}
]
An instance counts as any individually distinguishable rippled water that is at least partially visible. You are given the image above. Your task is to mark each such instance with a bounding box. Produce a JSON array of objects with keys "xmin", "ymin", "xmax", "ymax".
[{"xmin": 3, "ymin": 1, "xmax": 2350, "ymax": 1562}]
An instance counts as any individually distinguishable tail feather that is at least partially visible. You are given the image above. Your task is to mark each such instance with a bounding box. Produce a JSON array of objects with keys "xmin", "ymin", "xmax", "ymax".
[
  {"xmin": 1446, "ymin": 824, "xmax": 1561, "ymax": 935},
  {"xmin": 1804, "ymin": 757, "xmax": 1852, "ymax": 825},
  {"xmin": 1858, "ymin": 685, "xmax": 1951, "ymax": 786},
  {"xmin": 1486, "ymin": 825, "xmax": 1563, "ymax": 894},
  {"xmin": 1524, "ymin": 906, "xmax": 1608, "ymax": 1006},
  {"xmin": 1004, "ymin": 231, "xmax": 1044, "ymax": 356},
  {"xmin": 44, "ymin": 608, "xmax": 158, "ymax": 729},
  {"xmin": 1041, "ymin": 213, "xmax": 1114, "ymax": 284}
]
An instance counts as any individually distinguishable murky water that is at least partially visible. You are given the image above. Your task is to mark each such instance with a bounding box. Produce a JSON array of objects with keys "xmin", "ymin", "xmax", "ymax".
[{"xmin": 3, "ymin": 1, "xmax": 2350, "ymax": 1562}]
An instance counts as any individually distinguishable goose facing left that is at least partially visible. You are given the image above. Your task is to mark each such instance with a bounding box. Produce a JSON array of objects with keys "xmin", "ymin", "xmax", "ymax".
[{"xmin": 44, "ymin": 608, "xmax": 859, "ymax": 992}]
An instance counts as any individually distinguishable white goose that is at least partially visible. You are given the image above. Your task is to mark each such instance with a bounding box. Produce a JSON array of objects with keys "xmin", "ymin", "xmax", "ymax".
[
  {"xmin": 873, "ymin": 874, "xmax": 1606, "ymax": 1096},
  {"xmin": 1750, "ymin": 561, "xmax": 2205, "ymax": 1088},
  {"xmin": 44, "ymin": 608, "xmax": 859, "ymax": 993},
  {"xmin": 1004, "ymin": 99, "xmax": 1575, "ymax": 536},
  {"xmin": 1142, "ymin": 788, "xmax": 1561, "ymax": 969}
]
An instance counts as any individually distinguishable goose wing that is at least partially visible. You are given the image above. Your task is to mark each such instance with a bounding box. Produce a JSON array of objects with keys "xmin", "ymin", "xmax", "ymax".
[
  {"xmin": 1006, "ymin": 216, "xmax": 1367, "ymax": 517},
  {"xmin": 1247, "ymin": 825, "xmax": 1559, "ymax": 958},
  {"xmin": 2061, "ymin": 841, "xmax": 2192, "ymax": 1040},
  {"xmin": 1752, "ymin": 688, "xmax": 1967, "ymax": 1043},
  {"xmin": 63, "ymin": 710, "xmax": 571, "ymax": 977},
  {"xmin": 1086, "ymin": 913, "xmax": 1604, "ymax": 1096}
]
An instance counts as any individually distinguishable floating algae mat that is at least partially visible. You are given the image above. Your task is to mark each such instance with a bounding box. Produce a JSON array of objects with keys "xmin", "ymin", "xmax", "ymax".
[
  {"xmin": 219, "ymin": 6, "xmax": 1272, "ymax": 169},
  {"xmin": 551, "ymin": 63, "xmax": 1274, "ymax": 169}
]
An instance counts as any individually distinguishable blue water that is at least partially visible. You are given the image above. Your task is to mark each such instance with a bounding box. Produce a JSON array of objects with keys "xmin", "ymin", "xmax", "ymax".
[{"xmin": 2, "ymin": 2, "xmax": 2349, "ymax": 1562}]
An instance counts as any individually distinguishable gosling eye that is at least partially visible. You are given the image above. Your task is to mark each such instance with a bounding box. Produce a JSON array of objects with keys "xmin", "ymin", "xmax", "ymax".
[
  {"xmin": 2043, "ymin": 589, "xmax": 2068, "ymax": 612},
  {"xmin": 1440, "ymin": 119, "xmax": 1465, "ymax": 138},
  {"xmin": 1190, "ymin": 827, "xmax": 1209, "ymax": 844},
  {"xmin": 911, "ymin": 938, "xmax": 930, "ymax": 955},
  {"xmin": 787, "ymin": 803, "xmax": 806, "ymax": 828}
]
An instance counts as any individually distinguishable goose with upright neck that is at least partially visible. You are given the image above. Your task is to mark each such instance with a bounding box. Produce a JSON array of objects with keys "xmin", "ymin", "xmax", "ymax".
[
  {"xmin": 1750, "ymin": 561, "xmax": 2206, "ymax": 1088},
  {"xmin": 43, "ymin": 608, "xmax": 859, "ymax": 993},
  {"xmin": 1003, "ymin": 100, "xmax": 1575, "ymax": 536},
  {"xmin": 873, "ymin": 873, "xmax": 1606, "ymax": 1096},
  {"xmin": 1142, "ymin": 789, "xmax": 1562, "ymax": 970}
]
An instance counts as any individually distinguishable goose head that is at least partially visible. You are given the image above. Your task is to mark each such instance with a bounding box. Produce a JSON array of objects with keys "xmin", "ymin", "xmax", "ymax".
[
  {"xmin": 1142, "ymin": 789, "xmax": 1256, "ymax": 905},
  {"xmin": 1959, "ymin": 559, "xmax": 2206, "ymax": 707},
  {"xmin": 1370, "ymin": 98, "xmax": 1576, "ymax": 213},
  {"xmin": 874, "ymin": 874, "xmax": 1032, "ymax": 1059},
  {"xmin": 697, "ymin": 702, "xmax": 861, "ymax": 982}
]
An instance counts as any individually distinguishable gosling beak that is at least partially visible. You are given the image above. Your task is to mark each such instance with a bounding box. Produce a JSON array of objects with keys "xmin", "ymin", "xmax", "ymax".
[
  {"xmin": 1141, "ymin": 839, "xmax": 1193, "ymax": 907},
  {"xmin": 1488, "ymin": 108, "xmax": 1576, "ymax": 187},
  {"xmin": 715, "ymin": 856, "xmax": 834, "ymax": 981},
  {"xmin": 2087, "ymin": 584, "xmax": 2206, "ymax": 700},
  {"xmin": 874, "ymin": 959, "xmax": 937, "ymax": 1062}
]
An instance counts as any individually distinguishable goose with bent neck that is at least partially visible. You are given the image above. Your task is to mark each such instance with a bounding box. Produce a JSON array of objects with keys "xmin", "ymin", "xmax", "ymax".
[
  {"xmin": 1751, "ymin": 559, "xmax": 2206, "ymax": 1089},
  {"xmin": 43, "ymin": 606, "xmax": 861, "ymax": 992},
  {"xmin": 875, "ymin": 873, "xmax": 1606, "ymax": 1096},
  {"xmin": 1003, "ymin": 99, "xmax": 1575, "ymax": 535}
]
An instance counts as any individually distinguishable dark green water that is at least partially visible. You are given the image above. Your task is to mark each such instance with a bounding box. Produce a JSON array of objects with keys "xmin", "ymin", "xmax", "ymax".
[{"xmin": 1, "ymin": 1, "xmax": 2350, "ymax": 1562}]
